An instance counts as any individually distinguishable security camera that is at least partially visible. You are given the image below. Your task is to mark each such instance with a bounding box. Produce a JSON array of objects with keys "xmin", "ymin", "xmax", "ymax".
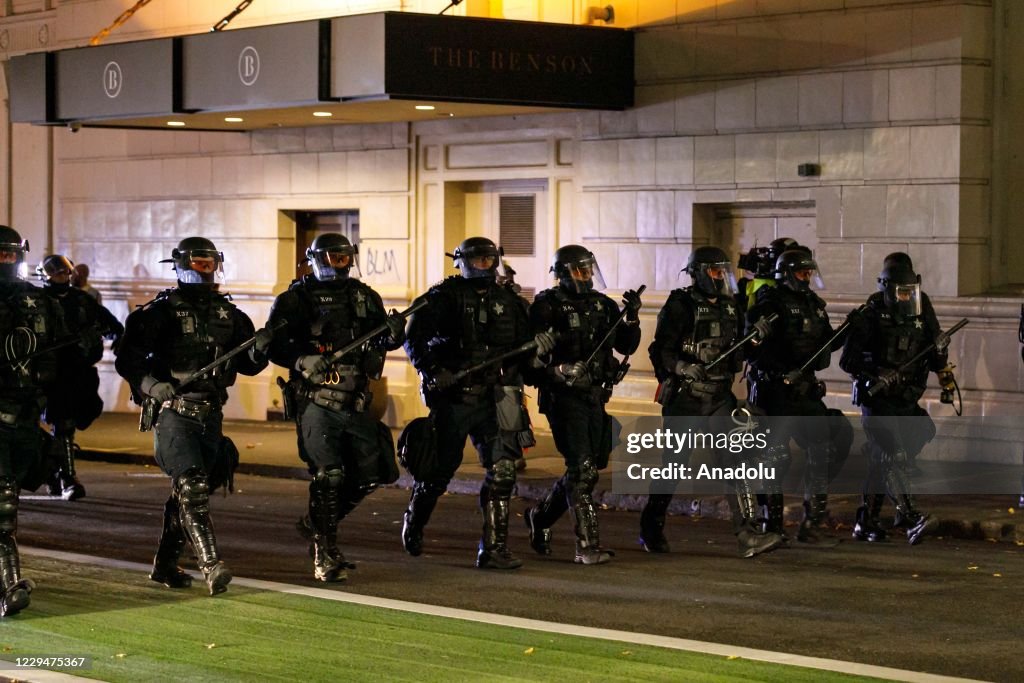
[{"xmin": 67, "ymin": 122, "xmax": 82, "ymax": 133}]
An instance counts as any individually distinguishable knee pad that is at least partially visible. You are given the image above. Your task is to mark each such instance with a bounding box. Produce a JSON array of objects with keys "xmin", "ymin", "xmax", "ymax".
[
  {"xmin": 762, "ymin": 444, "xmax": 790, "ymax": 468},
  {"xmin": 414, "ymin": 480, "xmax": 447, "ymax": 500},
  {"xmin": 569, "ymin": 456, "xmax": 598, "ymax": 492},
  {"xmin": 174, "ymin": 469, "xmax": 211, "ymax": 513},
  {"xmin": 488, "ymin": 458, "xmax": 517, "ymax": 498},
  {"xmin": 0, "ymin": 477, "xmax": 18, "ymax": 534},
  {"xmin": 311, "ymin": 466, "xmax": 344, "ymax": 494}
]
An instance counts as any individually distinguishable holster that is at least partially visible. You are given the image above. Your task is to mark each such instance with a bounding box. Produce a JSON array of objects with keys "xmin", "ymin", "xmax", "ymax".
[
  {"xmin": 139, "ymin": 397, "xmax": 161, "ymax": 432},
  {"xmin": 277, "ymin": 376, "xmax": 297, "ymax": 420}
]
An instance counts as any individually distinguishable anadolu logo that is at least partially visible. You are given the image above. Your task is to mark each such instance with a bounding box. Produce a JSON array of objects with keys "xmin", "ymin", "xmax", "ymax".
[
  {"xmin": 238, "ymin": 46, "xmax": 260, "ymax": 86},
  {"xmin": 103, "ymin": 61, "xmax": 123, "ymax": 98}
]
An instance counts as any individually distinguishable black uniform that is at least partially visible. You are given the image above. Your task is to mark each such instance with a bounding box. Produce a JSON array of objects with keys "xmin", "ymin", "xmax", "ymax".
[
  {"xmin": 746, "ymin": 284, "xmax": 851, "ymax": 542},
  {"xmin": 840, "ymin": 290, "xmax": 945, "ymax": 544},
  {"xmin": 115, "ymin": 283, "xmax": 266, "ymax": 594},
  {"xmin": 266, "ymin": 274, "xmax": 402, "ymax": 582},
  {"xmin": 403, "ymin": 274, "xmax": 535, "ymax": 568},
  {"xmin": 525, "ymin": 286, "xmax": 639, "ymax": 564},
  {"xmin": 42, "ymin": 284, "xmax": 123, "ymax": 499},
  {"xmin": 0, "ymin": 277, "xmax": 65, "ymax": 616},
  {"xmin": 644, "ymin": 287, "xmax": 783, "ymax": 557}
]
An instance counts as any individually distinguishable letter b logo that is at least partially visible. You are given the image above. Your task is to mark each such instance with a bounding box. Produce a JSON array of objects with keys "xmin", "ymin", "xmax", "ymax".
[{"xmin": 238, "ymin": 46, "xmax": 260, "ymax": 86}]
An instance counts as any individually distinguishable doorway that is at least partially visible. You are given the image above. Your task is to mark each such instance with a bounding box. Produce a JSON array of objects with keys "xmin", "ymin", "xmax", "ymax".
[
  {"xmin": 293, "ymin": 210, "xmax": 360, "ymax": 280},
  {"xmin": 443, "ymin": 179, "xmax": 550, "ymax": 300}
]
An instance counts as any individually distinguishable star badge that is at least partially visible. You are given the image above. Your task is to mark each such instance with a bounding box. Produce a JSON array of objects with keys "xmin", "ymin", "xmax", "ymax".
[
  {"xmin": 216, "ymin": 307, "xmax": 229, "ymax": 320},
  {"xmin": 24, "ymin": 296, "xmax": 37, "ymax": 309},
  {"xmin": 493, "ymin": 302, "xmax": 504, "ymax": 315},
  {"xmin": 914, "ymin": 320, "xmax": 923, "ymax": 329},
  {"xmin": 726, "ymin": 304, "xmax": 736, "ymax": 316}
]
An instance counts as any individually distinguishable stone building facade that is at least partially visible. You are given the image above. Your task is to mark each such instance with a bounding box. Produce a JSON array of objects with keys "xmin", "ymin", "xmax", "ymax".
[{"xmin": 1, "ymin": 0, "xmax": 1021, "ymax": 426}]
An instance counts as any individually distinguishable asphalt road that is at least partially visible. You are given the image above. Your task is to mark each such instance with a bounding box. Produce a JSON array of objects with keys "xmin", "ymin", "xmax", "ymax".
[{"xmin": 19, "ymin": 461, "xmax": 1022, "ymax": 682}]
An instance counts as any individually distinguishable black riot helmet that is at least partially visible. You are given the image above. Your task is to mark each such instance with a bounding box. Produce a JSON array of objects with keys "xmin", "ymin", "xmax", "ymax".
[
  {"xmin": 737, "ymin": 237, "xmax": 802, "ymax": 278},
  {"xmin": 0, "ymin": 225, "xmax": 29, "ymax": 282},
  {"xmin": 306, "ymin": 233, "xmax": 360, "ymax": 282},
  {"xmin": 551, "ymin": 244, "xmax": 606, "ymax": 293},
  {"xmin": 37, "ymin": 254, "xmax": 75, "ymax": 294},
  {"xmin": 685, "ymin": 246, "xmax": 737, "ymax": 298},
  {"xmin": 161, "ymin": 236, "xmax": 225, "ymax": 287},
  {"xmin": 878, "ymin": 262, "xmax": 922, "ymax": 317},
  {"xmin": 451, "ymin": 237, "xmax": 501, "ymax": 280},
  {"xmin": 883, "ymin": 251, "xmax": 914, "ymax": 270},
  {"xmin": 775, "ymin": 249, "xmax": 825, "ymax": 292}
]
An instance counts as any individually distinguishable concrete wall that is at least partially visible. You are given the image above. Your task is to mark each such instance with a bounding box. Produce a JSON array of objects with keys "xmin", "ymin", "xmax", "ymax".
[{"xmin": 1, "ymin": 0, "xmax": 1021, "ymax": 424}]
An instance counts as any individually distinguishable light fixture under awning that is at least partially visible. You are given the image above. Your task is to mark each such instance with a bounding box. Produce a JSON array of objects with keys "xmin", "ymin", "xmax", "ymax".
[{"xmin": 7, "ymin": 11, "xmax": 633, "ymax": 131}]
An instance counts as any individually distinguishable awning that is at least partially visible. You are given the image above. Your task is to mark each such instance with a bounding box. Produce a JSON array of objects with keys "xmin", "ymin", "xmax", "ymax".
[{"xmin": 7, "ymin": 11, "xmax": 633, "ymax": 131}]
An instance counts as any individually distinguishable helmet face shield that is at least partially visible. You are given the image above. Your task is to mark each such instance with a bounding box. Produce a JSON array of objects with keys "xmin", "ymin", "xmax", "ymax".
[
  {"xmin": 776, "ymin": 250, "xmax": 825, "ymax": 293},
  {"xmin": 38, "ymin": 255, "xmax": 74, "ymax": 282},
  {"xmin": 455, "ymin": 243, "xmax": 500, "ymax": 280},
  {"xmin": 176, "ymin": 248, "xmax": 225, "ymax": 286},
  {"xmin": 37, "ymin": 255, "xmax": 74, "ymax": 292},
  {"xmin": 791, "ymin": 266, "xmax": 825, "ymax": 292},
  {"xmin": 0, "ymin": 235, "xmax": 29, "ymax": 281},
  {"xmin": 563, "ymin": 256, "xmax": 606, "ymax": 293},
  {"xmin": 310, "ymin": 244, "xmax": 360, "ymax": 281},
  {"xmin": 889, "ymin": 283, "xmax": 922, "ymax": 317},
  {"xmin": 692, "ymin": 262, "xmax": 737, "ymax": 297}
]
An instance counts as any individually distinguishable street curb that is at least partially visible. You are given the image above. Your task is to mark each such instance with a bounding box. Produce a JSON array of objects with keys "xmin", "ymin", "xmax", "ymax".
[{"xmin": 77, "ymin": 449, "xmax": 1024, "ymax": 545}]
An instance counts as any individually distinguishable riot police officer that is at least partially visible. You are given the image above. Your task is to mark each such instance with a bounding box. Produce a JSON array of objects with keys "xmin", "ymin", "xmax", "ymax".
[
  {"xmin": 642, "ymin": 246, "xmax": 782, "ymax": 557},
  {"xmin": 115, "ymin": 237, "xmax": 270, "ymax": 595},
  {"xmin": 840, "ymin": 260, "xmax": 949, "ymax": 544},
  {"xmin": 746, "ymin": 249, "xmax": 849, "ymax": 545},
  {"xmin": 0, "ymin": 226, "xmax": 67, "ymax": 616},
  {"xmin": 736, "ymin": 237, "xmax": 803, "ymax": 317},
  {"xmin": 403, "ymin": 237, "xmax": 555, "ymax": 569},
  {"xmin": 265, "ymin": 233, "xmax": 406, "ymax": 583},
  {"xmin": 524, "ymin": 245, "xmax": 641, "ymax": 565},
  {"xmin": 37, "ymin": 254, "xmax": 124, "ymax": 500}
]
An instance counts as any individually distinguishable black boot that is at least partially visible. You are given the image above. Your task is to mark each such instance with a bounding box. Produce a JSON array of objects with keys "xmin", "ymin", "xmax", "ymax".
[
  {"xmin": 176, "ymin": 470, "xmax": 231, "ymax": 596},
  {"xmin": 0, "ymin": 479, "xmax": 33, "ymax": 618},
  {"xmin": 797, "ymin": 496, "xmax": 839, "ymax": 547},
  {"xmin": 524, "ymin": 477, "xmax": 568, "ymax": 556},
  {"xmin": 150, "ymin": 496, "xmax": 192, "ymax": 588},
  {"xmin": 571, "ymin": 500, "xmax": 612, "ymax": 565},
  {"xmin": 308, "ymin": 468, "xmax": 347, "ymax": 583},
  {"xmin": 402, "ymin": 484, "xmax": 439, "ymax": 557},
  {"xmin": 732, "ymin": 484, "xmax": 783, "ymax": 558},
  {"xmin": 477, "ymin": 498, "xmax": 522, "ymax": 570},
  {"xmin": 55, "ymin": 433, "xmax": 86, "ymax": 501},
  {"xmin": 884, "ymin": 460, "xmax": 935, "ymax": 545},
  {"xmin": 763, "ymin": 493, "xmax": 788, "ymax": 542},
  {"xmin": 852, "ymin": 495, "xmax": 887, "ymax": 542},
  {"xmin": 639, "ymin": 494, "xmax": 671, "ymax": 553},
  {"xmin": 0, "ymin": 535, "xmax": 33, "ymax": 618}
]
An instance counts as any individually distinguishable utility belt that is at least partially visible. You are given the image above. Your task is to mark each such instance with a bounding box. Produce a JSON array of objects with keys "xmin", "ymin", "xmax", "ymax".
[
  {"xmin": 688, "ymin": 376, "xmax": 732, "ymax": 397},
  {"xmin": 317, "ymin": 365, "xmax": 363, "ymax": 392},
  {"xmin": 305, "ymin": 386, "xmax": 372, "ymax": 413},
  {"xmin": 755, "ymin": 369, "xmax": 826, "ymax": 401},
  {"xmin": 167, "ymin": 396, "xmax": 222, "ymax": 424},
  {"xmin": 552, "ymin": 382, "xmax": 613, "ymax": 405}
]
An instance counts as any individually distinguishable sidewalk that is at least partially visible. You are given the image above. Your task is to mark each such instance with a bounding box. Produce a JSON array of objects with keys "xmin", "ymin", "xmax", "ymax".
[{"xmin": 76, "ymin": 412, "xmax": 1024, "ymax": 545}]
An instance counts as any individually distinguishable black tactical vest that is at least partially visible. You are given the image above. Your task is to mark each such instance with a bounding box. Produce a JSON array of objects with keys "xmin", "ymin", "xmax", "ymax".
[
  {"xmin": 0, "ymin": 283, "xmax": 59, "ymax": 390},
  {"xmin": 774, "ymin": 288, "xmax": 832, "ymax": 369},
  {"xmin": 537, "ymin": 287, "xmax": 618, "ymax": 380},
  {"xmin": 675, "ymin": 288, "xmax": 741, "ymax": 369},
  {"xmin": 451, "ymin": 279, "xmax": 524, "ymax": 365},
  {"xmin": 153, "ymin": 289, "xmax": 237, "ymax": 390},
  {"xmin": 292, "ymin": 278, "xmax": 384, "ymax": 379},
  {"xmin": 875, "ymin": 309, "xmax": 931, "ymax": 369}
]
